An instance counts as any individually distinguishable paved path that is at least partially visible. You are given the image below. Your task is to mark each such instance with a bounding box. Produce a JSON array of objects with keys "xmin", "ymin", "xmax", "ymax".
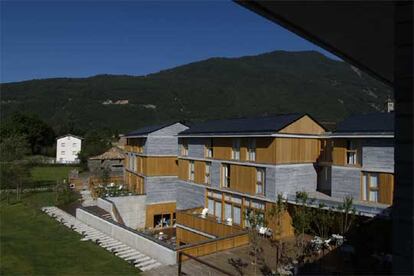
[{"xmin": 41, "ymin": 206, "xmax": 163, "ymax": 272}]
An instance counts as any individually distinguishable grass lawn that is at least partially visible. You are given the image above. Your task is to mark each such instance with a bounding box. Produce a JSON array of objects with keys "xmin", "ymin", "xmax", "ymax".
[
  {"xmin": 0, "ymin": 192, "xmax": 139, "ymax": 275},
  {"xmin": 30, "ymin": 166, "xmax": 79, "ymax": 182}
]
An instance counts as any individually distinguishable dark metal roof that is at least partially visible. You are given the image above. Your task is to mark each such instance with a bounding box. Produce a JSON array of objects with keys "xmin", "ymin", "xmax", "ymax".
[
  {"xmin": 180, "ymin": 113, "xmax": 305, "ymax": 135},
  {"xmin": 56, "ymin": 134, "xmax": 83, "ymax": 140},
  {"xmin": 125, "ymin": 122, "xmax": 175, "ymax": 137},
  {"xmin": 335, "ymin": 113, "xmax": 394, "ymax": 134}
]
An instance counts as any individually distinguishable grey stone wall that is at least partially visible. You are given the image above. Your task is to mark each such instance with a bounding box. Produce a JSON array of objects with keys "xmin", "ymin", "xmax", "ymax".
[
  {"xmin": 270, "ymin": 164, "xmax": 318, "ymax": 196},
  {"xmin": 187, "ymin": 138, "xmax": 207, "ymax": 159},
  {"xmin": 362, "ymin": 139, "xmax": 394, "ymax": 172},
  {"xmin": 210, "ymin": 161, "xmax": 221, "ymax": 188},
  {"xmin": 145, "ymin": 123, "xmax": 188, "ymax": 155},
  {"xmin": 145, "ymin": 177, "xmax": 179, "ymax": 204},
  {"xmin": 331, "ymin": 166, "xmax": 361, "ymax": 200},
  {"xmin": 176, "ymin": 181, "xmax": 206, "ymax": 210}
]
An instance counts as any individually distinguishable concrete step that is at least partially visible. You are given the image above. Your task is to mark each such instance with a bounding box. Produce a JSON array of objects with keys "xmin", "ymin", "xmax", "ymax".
[
  {"xmin": 124, "ymin": 253, "xmax": 145, "ymax": 261},
  {"xmin": 140, "ymin": 262, "xmax": 162, "ymax": 271},
  {"xmin": 136, "ymin": 259, "xmax": 157, "ymax": 268},
  {"xmin": 115, "ymin": 249, "xmax": 136, "ymax": 257},
  {"xmin": 133, "ymin": 256, "xmax": 151, "ymax": 265}
]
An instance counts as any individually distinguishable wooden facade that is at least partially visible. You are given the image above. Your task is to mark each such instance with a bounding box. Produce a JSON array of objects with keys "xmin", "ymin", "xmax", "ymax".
[
  {"xmin": 329, "ymin": 139, "xmax": 362, "ymax": 166},
  {"xmin": 125, "ymin": 138, "xmax": 144, "ymax": 153},
  {"xmin": 227, "ymin": 164, "xmax": 257, "ymax": 195},
  {"xmin": 145, "ymin": 202, "xmax": 176, "ymax": 228},
  {"xmin": 125, "ymin": 171, "xmax": 144, "ymax": 194},
  {"xmin": 139, "ymin": 156, "xmax": 178, "ymax": 176},
  {"xmin": 279, "ymin": 115, "xmax": 325, "ymax": 135}
]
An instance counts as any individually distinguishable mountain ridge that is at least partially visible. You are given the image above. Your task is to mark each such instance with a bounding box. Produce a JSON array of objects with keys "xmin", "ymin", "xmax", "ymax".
[{"xmin": 0, "ymin": 50, "xmax": 392, "ymax": 134}]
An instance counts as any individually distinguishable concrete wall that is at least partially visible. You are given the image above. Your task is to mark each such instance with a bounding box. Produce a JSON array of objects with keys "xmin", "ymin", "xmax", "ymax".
[
  {"xmin": 270, "ymin": 164, "xmax": 318, "ymax": 196},
  {"xmin": 145, "ymin": 177, "xmax": 179, "ymax": 204},
  {"xmin": 106, "ymin": 196, "xmax": 147, "ymax": 229},
  {"xmin": 76, "ymin": 208, "xmax": 176, "ymax": 265},
  {"xmin": 176, "ymin": 181, "xmax": 206, "ymax": 210},
  {"xmin": 331, "ymin": 166, "xmax": 361, "ymax": 200},
  {"xmin": 362, "ymin": 139, "xmax": 394, "ymax": 172}
]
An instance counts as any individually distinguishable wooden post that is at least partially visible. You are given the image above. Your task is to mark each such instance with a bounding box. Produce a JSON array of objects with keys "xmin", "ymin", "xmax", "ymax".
[{"xmin": 178, "ymin": 251, "xmax": 182, "ymax": 276}]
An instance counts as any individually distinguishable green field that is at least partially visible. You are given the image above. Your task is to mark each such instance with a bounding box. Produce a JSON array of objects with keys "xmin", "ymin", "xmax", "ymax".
[
  {"xmin": 30, "ymin": 166, "xmax": 79, "ymax": 182},
  {"xmin": 0, "ymin": 192, "xmax": 138, "ymax": 275}
]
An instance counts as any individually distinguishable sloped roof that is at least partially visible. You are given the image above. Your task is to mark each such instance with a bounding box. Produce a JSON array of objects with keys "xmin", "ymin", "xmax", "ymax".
[
  {"xmin": 56, "ymin": 134, "xmax": 83, "ymax": 140},
  {"xmin": 180, "ymin": 113, "xmax": 306, "ymax": 135},
  {"xmin": 334, "ymin": 112, "xmax": 394, "ymax": 134},
  {"xmin": 124, "ymin": 122, "xmax": 176, "ymax": 137},
  {"xmin": 89, "ymin": 147, "xmax": 125, "ymax": 160}
]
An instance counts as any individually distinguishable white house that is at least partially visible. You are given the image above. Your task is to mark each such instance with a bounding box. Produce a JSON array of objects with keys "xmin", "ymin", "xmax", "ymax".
[{"xmin": 56, "ymin": 134, "xmax": 82, "ymax": 164}]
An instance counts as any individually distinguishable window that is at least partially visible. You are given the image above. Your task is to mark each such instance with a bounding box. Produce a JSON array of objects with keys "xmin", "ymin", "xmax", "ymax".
[
  {"xmin": 61, "ymin": 151, "xmax": 65, "ymax": 155},
  {"xmin": 225, "ymin": 203, "xmax": 232, "ymax": 221},
  {"xmin": 256, "ymin": 168, "xmax": 265, "ymax": 195},
  {"xmin": 73, "ymin": 143, "xmax": 77, "ymax": 147},
  {"xmin": 61, "ymin": 143, "xmax": 65, "ymax": 147},
  {"xmin": 362, "ymin": 172, "xmax": 379, "ymax": 202},
  {"xmin": 189, "ymin": 160, "xmax": 195, "ymax": 181},
  {"xmin": 247, "ymin": 138, "xmax": 256, "ymax": 161},
  {"xmin": 215, "ymin": 201, "xmax": 222, "ymax": 221},
  {"xmin": 222, "ymin": 164, "xmax": 231, "ymax": 188},
  {"xmin": 208, "ymin": 199, "xmax": 215, "ymax": 216},
  {"xmin": 205, "ymin": 139, "xmax": 213, "ymax": 158},
  {"xmin": 346, "ymin": 140, "xmax": 357, "ymax": 165},
  {"xmin": 205, "ymin": 162, "xmax": 211, "ymax": 184},
  {"xmin": 232, "ymin": 139, "xmax": 240, "ymax": 160},
  {"xmin": 181, "ymin": 140, "xmax": 188, "ymax": 156},
  {"xmin": 233, "ymin": 206, "xmax": 241, "ymax": 225}
]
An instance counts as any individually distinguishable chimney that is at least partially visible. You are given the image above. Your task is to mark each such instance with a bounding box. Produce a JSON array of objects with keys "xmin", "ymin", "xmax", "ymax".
[{"xmin": 385, "ymin": 97, "xmax": 394, "ymax": 113}]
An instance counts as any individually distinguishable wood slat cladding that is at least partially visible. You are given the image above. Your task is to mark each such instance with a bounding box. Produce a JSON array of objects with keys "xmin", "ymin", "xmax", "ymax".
[
  {"xmin": 332, "ymin": 139, "xmax": 347, "ymax": 165},
  {"xmin": 319, "ymin": 139, "xmax": 333, "ymax": 163},
  {"xmin": 255, "ymin": 138, "xmax": 275, "ymax": 163},
  {"xmin": 145, "ymin": 202, "xmax": 176, "ymax": 228},
  {"xmin": 274, "ymin": 138, "xmax": 320, "ymax": 164},
  {"xmin": 212, "ymin": 138, "xmax": 232, "ymax": 160},
  {"xmin": 137, "ymin": 156, "xmax": 178, "ymax": 176},
  {"xmin": 194, "ymin": 161, "xmax": 206, "ymax": 184},
  {"xmin": 176, "ymin": 227, "xmax": 210, "ymax": 245},
  {"xmin": 229, "ymin": 164, "xmax": 256, "ymax": 194},
  {"xmin": 279, "ymin": 115, "xmax": 325, "ymax": 135},
  {"xmin": 125, "ymin": 171, "xmax": 144, "ymax": 194},
  {"xmin": 379, "ymin": 173, "xmax": 394, "ymax": 204},
  {"xmin": 178, "ymin": 159, "xmax": 189, "ymax": 180}
]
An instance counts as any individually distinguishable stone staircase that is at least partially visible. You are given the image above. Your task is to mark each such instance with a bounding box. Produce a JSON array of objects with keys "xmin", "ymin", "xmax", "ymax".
[{"xmin": 41, "ymin": 206, "xmax": 163, "ymax": 272}]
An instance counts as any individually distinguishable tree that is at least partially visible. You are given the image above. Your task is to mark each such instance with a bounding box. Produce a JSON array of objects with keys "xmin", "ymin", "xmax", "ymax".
[
  {"xmin": 291, "ymin": 191, "xmax": 313, "ymax": 254},
  {"xmin": 245, "ymin": 208, "xmax": 266, "ymax": 276},
  {"xmin": 0, "ymin": 135, "xmax": 32, "ymax": 200},
  {"xmin": 268, "ymin": 194, "xmax": 287, "ymax": 269},
  {"xmin": 336, "ymin": 196, "xmax": 356, "ymax": 235},
  {"xmin": 0, "ymin": 112, "xmax": 55, "ymax": 155},
  {"xmin": 312, "ymin": 203, "xmax": 335, "ymax": 239}
]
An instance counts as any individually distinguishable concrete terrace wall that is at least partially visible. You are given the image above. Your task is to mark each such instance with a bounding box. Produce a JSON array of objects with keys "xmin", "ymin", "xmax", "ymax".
[
  {"xmin": 331, "ymin": 166, "xmax": 361, "ymax": 200},
  {"xmin": 76, "ymin": 208, "xmax": 177, "ymax": 265},
  {"xmin": 106, "ymin": 196, "xmax": 147, "ymax": 229},
  {"xmin": 176, "ymin": 181, "xmax": 206, "ymax": 210},
  {"xmin": 145, "ymin": 177, "xmax": 179, "ymax": 204},
  {"xmin": 362, "ymin": 139, "xmax": 394, "ymax": 172}
]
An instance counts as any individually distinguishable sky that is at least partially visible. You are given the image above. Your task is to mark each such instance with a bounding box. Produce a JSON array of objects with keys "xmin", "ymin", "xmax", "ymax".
[{"xmin": 1, "ymin": 1, "xmax": 338, "ymax": 83}]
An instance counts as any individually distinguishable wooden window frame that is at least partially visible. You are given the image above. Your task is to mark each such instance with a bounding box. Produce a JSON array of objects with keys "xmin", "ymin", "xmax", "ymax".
[
  {"xmin": 204, "ymin": 139, "xmax": 213, "ymax": 158},
  {"xmin": 205, "ymin": 162, "xmax": 211, "ymax": 184},
  {"xmin": 221, "ymin": 164, "xmax": 231, "ymax": 188},
  {"xmin": 181, "ymin": 140, "xmax": 188, "ymax": 156},
  {"xmin": 232, "ymin": 138, "xmax": 241, "ymax": 160},
  {"xmin": 361, "ymin": 172, "xmax": 379, "ymax": 202},
  {"xmin": 346, "ymin": 140, "xmax": 358, "ymax": 166},
  {"xmin": 255, "ymin": 168, "xmax": 265, "ymax": 196},
  {"xmin": 247, "ymin": 138, "xmax": 256, "ymax": 162},
  {"xmin": 188, "ymin": 160, "xmax": 195, "ymax": 181}
]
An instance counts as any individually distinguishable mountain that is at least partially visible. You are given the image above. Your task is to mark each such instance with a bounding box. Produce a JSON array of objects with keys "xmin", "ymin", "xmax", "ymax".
[{"xmin": 0, "ymin": 50, "xmax": 392, "ymax": 133}]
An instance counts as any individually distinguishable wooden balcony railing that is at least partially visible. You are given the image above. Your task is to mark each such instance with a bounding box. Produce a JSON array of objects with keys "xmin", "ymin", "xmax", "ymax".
[{"xmin": 176, "ymin": 210, "xmax": 244, "ymax": 238}]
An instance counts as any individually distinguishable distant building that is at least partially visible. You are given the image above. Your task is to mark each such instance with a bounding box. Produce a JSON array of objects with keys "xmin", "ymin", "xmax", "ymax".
[{"xmin": 56, "ymin": 134, "xmax": 82, "ymax": 164}]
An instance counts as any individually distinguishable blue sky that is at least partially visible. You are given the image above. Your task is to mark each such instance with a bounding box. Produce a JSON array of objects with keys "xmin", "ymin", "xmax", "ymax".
[{"xmin": 1, "ymin": 1, "xmax": 338, "ymax": 83}]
